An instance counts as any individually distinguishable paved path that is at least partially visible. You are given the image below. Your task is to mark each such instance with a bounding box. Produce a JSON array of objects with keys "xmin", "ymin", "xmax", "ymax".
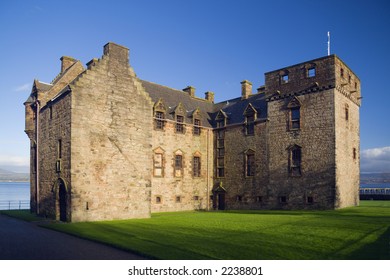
[{"xmin": 0, "ymin": 214, "xmax": 147, "ymax": 260}]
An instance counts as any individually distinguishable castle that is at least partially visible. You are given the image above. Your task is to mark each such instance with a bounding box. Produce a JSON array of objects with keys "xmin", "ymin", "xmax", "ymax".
[{"xmin": 24, "ymin": 42, "xmax": 361, "ymax": 222}]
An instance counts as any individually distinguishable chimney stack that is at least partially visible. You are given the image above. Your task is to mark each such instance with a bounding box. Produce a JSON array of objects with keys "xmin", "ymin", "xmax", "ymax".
[
  {"xmin": 241, "ymin": 80, "xmax": 252, "ymax": 100},
  {"xmin": 60, "ymin": 56, "xmax": 77, "ymax": 73},
  {"xmin": 183, "ymin": 86, "xmax": 196, "ymax": 97},
  {"xmin": 205, "ymin": 91, "xmax": 214, "ymax": 103}
]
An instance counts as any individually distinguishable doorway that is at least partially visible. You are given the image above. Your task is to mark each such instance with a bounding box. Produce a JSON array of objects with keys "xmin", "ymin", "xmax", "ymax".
[{"xmin": 58, "ymin": 179, "xmax": 67, "ymax": 222}]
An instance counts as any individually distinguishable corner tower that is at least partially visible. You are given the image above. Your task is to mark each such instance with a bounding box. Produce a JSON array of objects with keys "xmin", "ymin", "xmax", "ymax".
[{"xmin": 266, "ymin": 55, "xmax": 360, "ymax": 209}]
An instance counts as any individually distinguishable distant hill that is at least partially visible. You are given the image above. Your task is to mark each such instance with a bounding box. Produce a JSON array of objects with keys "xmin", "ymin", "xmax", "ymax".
[
  {"xmin": 360, "ymin": 173, "xmax": 390, "ymax": 184},
  {"xmin": 0, "ymin": 168, "xmax": 29, "ymax": 182}
]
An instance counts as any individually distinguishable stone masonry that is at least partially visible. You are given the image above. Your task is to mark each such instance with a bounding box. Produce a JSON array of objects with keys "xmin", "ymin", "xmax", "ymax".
[{"xmin": 24, "ymin": 43, "xmax": 361, "ymax": 222}]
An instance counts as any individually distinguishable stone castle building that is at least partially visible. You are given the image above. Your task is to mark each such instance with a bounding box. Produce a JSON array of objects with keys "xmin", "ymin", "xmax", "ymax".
[{"xmin": 24, "ymin": 42, "xmax": 361, "ymax": 222}]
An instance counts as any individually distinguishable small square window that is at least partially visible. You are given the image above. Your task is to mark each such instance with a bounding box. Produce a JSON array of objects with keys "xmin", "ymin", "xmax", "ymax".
[
  {"xmin": 176, "ymin": 196, "xmax": 181, "ymax": 203},
  {"xmin": 193, "ymin": 196, "xmax": 199, "ymax": 201},
  {"xmin": 308, "ymin": 67, "xmax": 316, "ymax": 77},
  {"xmin": 256, "ymin": 196, "xmax": 262, "ymax": 203},
  {"xmin": 156, "ymin": 196, "xmax": 162, "ymax": 203},
  {"xmin": 281, "ymin": 74, "xmax": 289, "ymax": 83},
  {"xmin": 236, "ymin": 195, "xmax": 242, "ymax": 202},
  {"xmin": 307, "ymin": 196, "xmax": 314, "ymax": 204},
  {"xmin": 279, "ymin": 196, "xmax": 287, "ymax": 203}
]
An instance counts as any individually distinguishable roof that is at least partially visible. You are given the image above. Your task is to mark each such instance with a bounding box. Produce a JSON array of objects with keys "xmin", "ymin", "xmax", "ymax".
[
  {"xmin": 141, "ymin": 80, "xmax": 215, "ymax": 127},
  {"xmin": 141, "ymin": 80, "xmax": 269, "ymax": 128},
  {"xmin": 212, "ymin": 93, "xmax": 268, "ymax": 126}
]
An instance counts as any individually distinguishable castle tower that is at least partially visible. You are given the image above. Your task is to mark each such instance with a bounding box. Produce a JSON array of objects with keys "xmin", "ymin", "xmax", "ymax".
[{"xmin": 265, "ymin": 55, "xmax": 360, "ymax": 209}]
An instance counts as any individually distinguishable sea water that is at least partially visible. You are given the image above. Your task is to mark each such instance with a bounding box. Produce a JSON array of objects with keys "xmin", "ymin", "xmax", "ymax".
[{"xmin": 0, "ymin": 182, "xmax": 30, "ymax": 210}]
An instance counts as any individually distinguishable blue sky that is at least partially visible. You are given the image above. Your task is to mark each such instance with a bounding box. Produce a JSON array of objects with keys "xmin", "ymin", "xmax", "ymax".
[{"xmin": 0, "ymin": 0, "xmax": 389, "ymax": 173}]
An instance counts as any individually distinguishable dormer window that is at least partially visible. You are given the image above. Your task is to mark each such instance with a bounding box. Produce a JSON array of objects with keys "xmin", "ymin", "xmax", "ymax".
[
  {"xmin": 176, "ymin": 115, "xmax": 184, "ymax": 133},
  {"xmin": 193, "ymin": 118, "xmax": 201, "ymax": 135},
  {"xmin": 155, "ymin": 111, "xmax": 165, "ymax": 130},
  {"xmin": 216, "ymin": 110, "xmax": 227, "ymax": 128},
  {"xmin": 243, "ymin": 103, "xmax": 257, "ymax": 136}
]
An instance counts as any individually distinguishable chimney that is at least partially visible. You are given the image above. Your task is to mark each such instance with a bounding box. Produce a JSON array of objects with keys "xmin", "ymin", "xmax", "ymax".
[
  {"xmin": 183, "ymin": 86, "xmax": 196, "ymax": 97},
  {"xmin": 257, "ymin": 85, "xmax": 266, "ymax": 94},
  {"xmin": 205, "ymin": 91, "xmax": 214, "ymax": 103},
  {"xmin": 241, "ymin": 80, "xmax": 252, "ymax": 100},
  {"xmin": 103, "ymin": 42, "xmax": 129, "ymax": 64},
  {"xmin": 60, "ymin": 56, "xmax": 77, "ymax": 73}
]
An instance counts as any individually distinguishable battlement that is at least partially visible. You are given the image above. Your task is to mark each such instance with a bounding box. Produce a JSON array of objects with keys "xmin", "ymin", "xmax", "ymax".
[{"xmin": 264, "ymin": 55, "xmax": 361, "ymax": 105}]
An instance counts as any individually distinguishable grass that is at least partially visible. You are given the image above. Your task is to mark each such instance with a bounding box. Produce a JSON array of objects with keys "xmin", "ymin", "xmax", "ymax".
[{"xmin": 37, "ymin": 200, "xmax": 390, "ymax": 260}]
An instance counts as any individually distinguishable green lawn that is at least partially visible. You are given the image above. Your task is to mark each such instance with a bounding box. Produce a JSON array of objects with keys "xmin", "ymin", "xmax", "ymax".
[{"xmin": 38, "ymin": 200, "xmax": 390, "ymax": 260}]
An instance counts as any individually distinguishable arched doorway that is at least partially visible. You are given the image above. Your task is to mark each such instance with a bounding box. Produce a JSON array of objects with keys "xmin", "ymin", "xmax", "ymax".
[{"xmin": 58, "ymin": 179, "xmax": 67, "ymax": 222}]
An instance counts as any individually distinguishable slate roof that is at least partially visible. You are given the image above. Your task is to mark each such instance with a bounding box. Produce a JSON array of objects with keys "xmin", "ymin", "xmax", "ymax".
[
  {"xmin": 141, "ymin": 80, "xmax": 215, "ymax": 127},
  {"xmin": 208, "ymin": 93, "xmax": 268, "ymax": 127},
  {"xmin": 141, "ymin": 80, "xmax": 269, "ymax": 129}
]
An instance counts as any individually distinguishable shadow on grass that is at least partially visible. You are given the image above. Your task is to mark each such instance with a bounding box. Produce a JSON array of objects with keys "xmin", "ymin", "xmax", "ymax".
[{"xmin": 346, "ymin": 226, "xmax": 390, "ymax": 260}]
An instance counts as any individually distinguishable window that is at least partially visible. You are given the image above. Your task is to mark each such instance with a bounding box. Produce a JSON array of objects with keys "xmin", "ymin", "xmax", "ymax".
[
  {"xmin": 153, "ymin": 153, "xmax": 163, "ymax": 177},
  {"xmin": 345, "ymin": 105, "xmax": 349, "ymax": 121},
  {"xmin": 281, "ymin": 74, "xmax": 289, "ymax": 83},
  {"xmin": 256, "ymin": 196, "xmax": 262, "ymax": 203},
  {"xmin": 193, "ymin": 196, "xmax": 199, "ymax": 201},
  {"xmin": 57, "ymin": 139, "xmax": 62, "ymax": 159},
  {"xmin": 236, "ymin": 195, "xmax": 242, "ymax": 202},
  {"xmin": 217, "ymin": 119, "xmax": 225, "ymax": 128},
  {"xmin": 307, "ymin": 196, "xmax": 314, "ymax": 204},
  {"xmin": 193, "ymin": 119, "xmax": 201, "ymax": 135},
  {"xmin": 217, "ymin": 128, "xmax": 225, "ymax": 178},
  {"xmin": 246, "ymin": 152, "xmax": 255, "ymax": 177},
  {"xmin": 176, "ymin": 115, "xmax": 184, "ymax": 133},
  {"xmin": 193, "ymin": 156, "xmax": 201, "ymax": 177},
  {"xmin": 246, "ymin": 115, "xmax": 255, "ymax": 135},
  {"xmin": 290, "ymin": 107, "xmax": 300, "ymax": 129},
  {"xmin": 174, "ymin": 154, "xmax": 183, "ymax": 177},
  {"xmin": 217, "ymin": 167, "xmax": 225, "ymax": 178},
  {"xmin": 49, "ymin": 106, "xmax": 53, "ymax": 119},
  {"xmin": 289, "ymin": 146, "xmax": 302, "ymax": 176},
  {"xmin": 340, "ymin": 68, "xmax": 344, "ymax": 78},
  {"xmin": 176, "ymin": 196, "xmax": 181, "ymax": 203},
  {"xmin": 353, "ymin": 148, "xmax": 356, "ymax": 160},
  {"xmin": 279, "ymin": 196, "xmax": 287, "ymax": 203},
  {"xmin": 308, "ymin": 67, "xmax": 316, "ymax": 77},
  {"xmin": 156, "ymin": 196, "xmax": 162, "ymax": 203},
  {"xmin": 155, "ymin": 111, "xmax": 165, "ymax": 130}
]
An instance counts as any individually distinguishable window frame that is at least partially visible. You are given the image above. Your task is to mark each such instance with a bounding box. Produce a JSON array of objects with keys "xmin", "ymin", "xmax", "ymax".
[
  {"xmin": 245, "ymin": 151, "xmax": 255, "ymax": 177},
  {"xmin": 155, "ymin": 111, "xmax": 165, "ymax": 130},
  {"xmin": 175, "ymin": 115, "xmax": 185, "ymax": 134},
  {"xmin": 193, "ymin": 156, "xmax": 201, "ymax": 177},
  {"xmin": 290, "ymin": 107, "xmax": 301, "ymax": 130},
  {"xmin": 193, "ymin": 118, "xmax": 201, "ymax": 135},
  {"xmin": 174, "ymin": 154, "xmax": 183, "ymax": 177},
  {"xmin": 289, "ymin": 145, "xmax": 302, "ymax": 177}
]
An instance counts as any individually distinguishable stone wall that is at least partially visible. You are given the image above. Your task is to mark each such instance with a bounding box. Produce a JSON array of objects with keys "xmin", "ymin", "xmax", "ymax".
[
  {"xmin": 151, "ymin": 120, "xmax": 213, "ymax": 212},
  {"xmin": 334, "ymin": 57, "xmax": 361, "ymax": 208},
  {"xmin": 69, "ymin": 43, "xmax": 153, "ymax": 222},
  {"xmin": 214, "ymin": 121, "xmax": 268, "ymax": 210},
  {"xmin": 267, "ymin": 90, "xmax": 336, "ymax": 209},
  {"xmin": 36, "ymin": 92, "xmax": 72, "ymax": 219}
]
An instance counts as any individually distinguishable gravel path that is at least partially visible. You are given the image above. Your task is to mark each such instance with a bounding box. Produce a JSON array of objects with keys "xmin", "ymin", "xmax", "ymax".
[{"xmin": 0, "ymin": 214, "xmax": 147, "ymax": 260}]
